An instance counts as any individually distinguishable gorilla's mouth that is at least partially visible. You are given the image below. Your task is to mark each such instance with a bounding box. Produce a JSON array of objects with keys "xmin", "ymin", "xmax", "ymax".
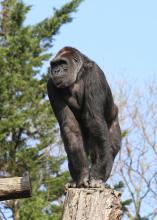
[
  {"xmin": 54, "ymin": 78, "xmax": 67, "ymax": 88},
  {"xmin": 52, "ymin": 74, "xmax": 66, "ymax": 88}
]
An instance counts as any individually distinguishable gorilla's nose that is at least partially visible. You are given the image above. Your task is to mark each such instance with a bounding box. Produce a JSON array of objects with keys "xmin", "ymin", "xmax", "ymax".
[{"xmin": 54, "ymin": 67, "xmax": 60, "ymax": 74}]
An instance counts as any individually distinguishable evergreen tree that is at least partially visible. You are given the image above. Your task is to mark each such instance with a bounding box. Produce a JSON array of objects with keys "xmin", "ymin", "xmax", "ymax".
[{"xmin": 0, "ymin": 0, "xmax": 83, "ymax": 219}]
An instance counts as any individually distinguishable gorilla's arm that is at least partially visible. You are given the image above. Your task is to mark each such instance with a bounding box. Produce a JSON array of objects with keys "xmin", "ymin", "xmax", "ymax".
[{"xmin": 47, "ymin": 78, "xmax": 89, "ymax": 186}]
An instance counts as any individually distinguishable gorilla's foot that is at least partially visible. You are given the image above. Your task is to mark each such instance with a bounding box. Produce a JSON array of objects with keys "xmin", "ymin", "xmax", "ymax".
[
  {"xmin": 64, "ymin": 181, "xmax": 77, "ymax": 189},
  {"xmin": 89, "ymin": 178, "xmax": 105, "ymax": 188},
  {"xmin": 76, "ymin": 176, "xmax": 90, "ymax": 188}
]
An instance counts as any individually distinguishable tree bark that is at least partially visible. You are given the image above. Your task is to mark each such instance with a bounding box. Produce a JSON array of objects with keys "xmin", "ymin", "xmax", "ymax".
[
  {"xmin": 62, "ymin": 187, "xmax": 121, "ymax": 220},
  {"xmin": 0, "ymin": 173, "xmax": 31, "ymax": 201}
]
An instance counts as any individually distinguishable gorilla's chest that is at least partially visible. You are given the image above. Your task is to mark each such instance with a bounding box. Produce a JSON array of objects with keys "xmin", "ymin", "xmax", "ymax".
[{"xmin": 62, "ymin": 80, "xmax": 84, "ymax": 114}]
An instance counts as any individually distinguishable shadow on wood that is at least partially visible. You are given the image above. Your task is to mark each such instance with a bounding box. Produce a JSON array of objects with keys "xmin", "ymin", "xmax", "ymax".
[
  {"xmin": 62, "ymin": 187, "xmax": 121, "ymax": 220},
  {"xmin": 0, "ymin": 173, "xmax": 31, "ymax": 201}
]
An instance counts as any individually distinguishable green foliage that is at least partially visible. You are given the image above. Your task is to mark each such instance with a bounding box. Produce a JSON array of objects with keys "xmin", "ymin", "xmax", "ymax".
[
  {"xmin": 0, "ymin": 0, "xmax": 82, "ymax": 219},
  {"xmin": 121, "ymin": 129, "xmax": 129, "ymax": 139},
  {"xmin": 114, "ymin": 181, "xmax": 124, "ymax": 191},
  {"xmin": 121, "ymin": 199, "xmax": 133, "ymax": 213}
]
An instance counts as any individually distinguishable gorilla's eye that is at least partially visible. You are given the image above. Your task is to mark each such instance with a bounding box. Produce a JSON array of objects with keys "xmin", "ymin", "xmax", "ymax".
[{"xmin": 51, "ymin": 59, "xmax": 67, "ymax": 68}]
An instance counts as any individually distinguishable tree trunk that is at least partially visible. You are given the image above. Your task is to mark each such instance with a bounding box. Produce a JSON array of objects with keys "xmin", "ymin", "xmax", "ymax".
[
  {"xmin": 0, "ymin": 173, "xmax": 31, "ymax": 201},
  {"xmin": 62, "ymin": 187, "xmax": 121, "ymax": 220}
]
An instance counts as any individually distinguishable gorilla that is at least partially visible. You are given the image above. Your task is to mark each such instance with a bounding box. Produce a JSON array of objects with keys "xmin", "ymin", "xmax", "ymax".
[{"xmin": 47, "ymin": 47, "xmax": 121, "ymax": 188}]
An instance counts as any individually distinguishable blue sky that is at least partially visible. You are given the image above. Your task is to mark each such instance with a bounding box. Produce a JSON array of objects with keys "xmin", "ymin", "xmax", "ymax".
[{"xmin": 24, "ymin": 0, "xmax": 157, "ymax": 83}]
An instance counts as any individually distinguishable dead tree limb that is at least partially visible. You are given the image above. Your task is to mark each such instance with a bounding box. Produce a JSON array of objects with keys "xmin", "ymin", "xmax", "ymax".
[{"xmin": 0, "ymin": 173, "xmax": 31, "ymax": 201}]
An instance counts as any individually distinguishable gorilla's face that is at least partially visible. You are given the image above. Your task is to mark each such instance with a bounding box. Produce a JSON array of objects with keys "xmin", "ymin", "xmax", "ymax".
[{"xmin": 50, "ymin": 47, "xmax": 83, "ymax": 88}]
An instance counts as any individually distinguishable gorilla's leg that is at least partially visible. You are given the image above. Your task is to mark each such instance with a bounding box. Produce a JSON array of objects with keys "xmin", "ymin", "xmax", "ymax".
[
  {"xmin": 88, "ymin": 118, "xmax": 114, "ymax": 184},
  {"xmin": 90, "ymin": 116, "xmax": 121, "ymax": 186},
  {"xmin": 108, "ymin": 116, "xmax": 121, "ymax": 162}
]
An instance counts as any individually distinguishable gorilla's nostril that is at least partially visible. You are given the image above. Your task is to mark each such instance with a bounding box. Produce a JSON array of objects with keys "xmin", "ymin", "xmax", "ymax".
[{"xmin": 55, "ymin": 68, "xmax": 60, "ymax": 73}]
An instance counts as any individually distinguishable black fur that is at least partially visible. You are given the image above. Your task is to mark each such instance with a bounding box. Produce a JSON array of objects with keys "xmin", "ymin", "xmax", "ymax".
[{"xmin": 47, "ymin": 47, "xmax": 121, "ymax": 187}]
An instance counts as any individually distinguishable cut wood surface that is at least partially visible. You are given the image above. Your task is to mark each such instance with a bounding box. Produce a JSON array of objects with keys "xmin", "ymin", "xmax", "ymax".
[
  {"xmin": 0, "ymin": 173, "xmax": 31, "ymax": 201},
  {"xmin": 62, "ymin": 187, "xmax": 121, "ymax": 220}
]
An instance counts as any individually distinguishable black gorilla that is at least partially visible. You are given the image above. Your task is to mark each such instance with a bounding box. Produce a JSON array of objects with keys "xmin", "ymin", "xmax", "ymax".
[{"xmin": 47, "ymin": 47, "xmax": 121, "ymax": 187}]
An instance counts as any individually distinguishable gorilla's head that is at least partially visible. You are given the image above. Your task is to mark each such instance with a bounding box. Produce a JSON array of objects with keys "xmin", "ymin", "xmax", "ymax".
[{"xmin": 50, "ymin": 47, "xmax": 84, "ymax": 88}]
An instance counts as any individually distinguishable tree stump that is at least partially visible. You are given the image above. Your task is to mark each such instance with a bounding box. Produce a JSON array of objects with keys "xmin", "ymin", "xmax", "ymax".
[{"xmin": 62, "ymin": 187, "xmax": 121, "ymax": 220}]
